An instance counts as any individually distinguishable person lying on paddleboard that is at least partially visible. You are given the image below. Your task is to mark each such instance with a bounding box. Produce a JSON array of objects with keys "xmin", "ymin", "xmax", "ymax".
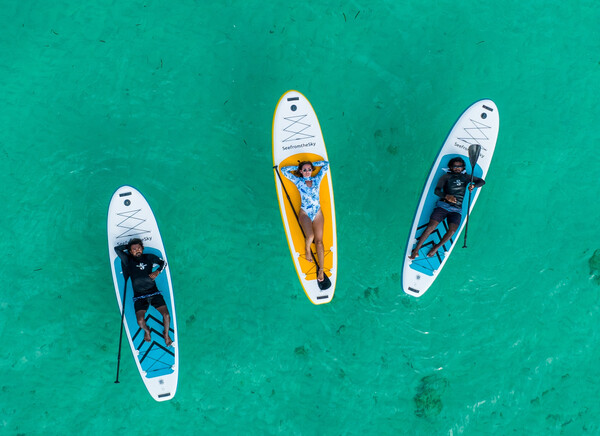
[
  {"xmin": 281, "ymin": 160, "xmax": 329, "ymax": 282},
  {"xmin": 114, "ymin": 238, "xmax": 173, "ymax": 346},
  {"xmin": 409, "ymin": 157, "xmax": 485, "ymax": 259}
]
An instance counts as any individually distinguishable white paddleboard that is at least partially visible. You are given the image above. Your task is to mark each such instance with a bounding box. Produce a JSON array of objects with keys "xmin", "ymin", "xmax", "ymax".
[
  {"xmin": 402, "ymin": 100, "xmax": 499, "ymax": 297},
  {"xmin": 272, "ymin": 90, "xmax": 337, "ymax": 304},
  {"xmin": 107, "ymin": 185, "xmax": 179, "ymax": 401}
]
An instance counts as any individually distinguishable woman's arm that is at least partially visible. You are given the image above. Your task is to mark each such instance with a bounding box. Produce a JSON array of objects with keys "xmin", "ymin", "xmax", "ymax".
[
  {"xmin": 312, "ymin": 161, "xmax": 329, "ymax": 185},
  {"xmin": 281, "ymin": 165, "xmax": 301, "ymax": 182},
  {"xmin": 313, "ymin": 160, "xmax": 329, "ymax": 171}
]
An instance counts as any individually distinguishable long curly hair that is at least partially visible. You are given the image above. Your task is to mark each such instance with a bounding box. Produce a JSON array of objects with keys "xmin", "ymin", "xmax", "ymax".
[{"xmin": 295, "ymin": 161, "xmax": 315, "ymax": 177}]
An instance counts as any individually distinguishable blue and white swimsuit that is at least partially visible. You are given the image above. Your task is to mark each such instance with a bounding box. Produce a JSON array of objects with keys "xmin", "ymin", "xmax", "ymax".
[{"xmin": 282, "ymin": 160, "xmax": 329, "ymax": 221}]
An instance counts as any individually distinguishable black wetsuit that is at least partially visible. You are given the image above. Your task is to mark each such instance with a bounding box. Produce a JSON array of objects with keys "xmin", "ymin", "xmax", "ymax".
[
  {"xmin": 434, "ymin": 172, "xmax": 485, "ymax": 209},
  {"xmin": 114, "ymin": 245, "xmax": 167, "ymax": 311},
  {"xmin": 429, "ymin": 172, "xmax": 486, "ymax": 226}
]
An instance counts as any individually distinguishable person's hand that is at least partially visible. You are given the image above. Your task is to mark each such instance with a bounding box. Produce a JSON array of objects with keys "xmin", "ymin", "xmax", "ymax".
[
  {"xmin": 468, "ymin": 183, "xmax": 475, "ymax": 192},
  {"xmin": 149, "ymin": 270, "xmax": 160, "ymax": 280},
  {"xmin": 445, "ymin": 195, "xmax": 457, "ymax": 203}
]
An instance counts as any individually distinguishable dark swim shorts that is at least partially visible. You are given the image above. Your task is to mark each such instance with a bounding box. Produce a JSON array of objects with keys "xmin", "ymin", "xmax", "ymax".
[
  {"xmin": 133, "ymin": 292, "xmax": 167, "ymax": 312},
  {"xmin": 430, "ymin": 206, "xmax": 462, "ymax": 226}
]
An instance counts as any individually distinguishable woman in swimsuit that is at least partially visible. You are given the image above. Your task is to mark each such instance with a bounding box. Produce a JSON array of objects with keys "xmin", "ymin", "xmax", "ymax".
[{"xmin": 281, "ymin": 160, "xmax": 329, "ymax": 282}]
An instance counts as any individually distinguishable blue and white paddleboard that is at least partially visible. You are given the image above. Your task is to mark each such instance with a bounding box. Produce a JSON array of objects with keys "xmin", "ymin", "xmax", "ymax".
[
  {"xmin": 402, "ymin": 100, "xmax": 499, "ymax": 297},
  {"xmin": 107, "ymin": 185, "xmax": 178, "ymax": 401}
]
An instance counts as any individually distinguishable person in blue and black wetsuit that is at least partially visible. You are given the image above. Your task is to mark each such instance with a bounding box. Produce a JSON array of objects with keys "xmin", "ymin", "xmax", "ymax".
[
  {"xmin": 409, "ymin": 157, "xmax": 485, "ymax": 259},
  {"xmin": 114, "ymin": 238, "xmax": 173, "ymax": 346},
  {"xmin": 281, "ymin": 160, "xmax": 329, "ymax": 282}
]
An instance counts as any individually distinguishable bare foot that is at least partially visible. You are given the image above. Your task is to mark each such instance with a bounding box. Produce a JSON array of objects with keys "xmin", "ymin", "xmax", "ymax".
[
  {"xmin": 427, "ymin": 245, "xmax": 440, "ymax": 257},
  {"xmin": 305, "ymin": 251, "xmax": 313, "ymax": 263},
  {"xmin": 144, "ymin": 329, "xmax": 151, "ymax": 342},
  {"xmin": 317, "ymin": 268, "xmax": 324, "ymax": 282},
  {"xmin": 409, "ymin": 248, "xmax": 420, "ymax": 259},
  {"xmin": 164, "ymin": 332, "xmax": 173, "ymax": 347}
]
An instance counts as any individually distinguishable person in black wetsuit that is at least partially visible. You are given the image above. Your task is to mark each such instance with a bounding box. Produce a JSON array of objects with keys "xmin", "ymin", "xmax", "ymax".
[
  {"xmin": 115, "ymin": 238, "xmax": 173, "ymax": 347},
  {"xmin": 409, "ymin": 157, "xmax": 485, "ymax": 259}
]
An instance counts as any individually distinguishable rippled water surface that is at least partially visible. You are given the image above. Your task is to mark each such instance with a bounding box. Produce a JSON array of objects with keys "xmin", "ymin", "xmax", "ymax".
[{"xmin": 2, "ymin": 0, "xmax": 600, "ymax": 434}]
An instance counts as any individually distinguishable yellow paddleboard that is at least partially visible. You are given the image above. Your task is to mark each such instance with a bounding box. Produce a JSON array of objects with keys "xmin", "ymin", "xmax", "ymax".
[{"xmin": 272, "ymin": 90, "xmax": 337, "ymax": 304}]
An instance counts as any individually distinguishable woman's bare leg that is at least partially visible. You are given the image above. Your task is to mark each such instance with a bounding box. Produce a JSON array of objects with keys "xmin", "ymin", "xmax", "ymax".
[
  {"xmin": 312, "ymin": 210, "xmax": 325, "ymax": 281},
  {"xmin": 298, "ymin": 210, "xmax": 315, "ymax": 262}
]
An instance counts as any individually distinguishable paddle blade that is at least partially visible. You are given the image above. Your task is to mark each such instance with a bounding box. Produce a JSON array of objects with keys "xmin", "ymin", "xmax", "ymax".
[
  {"xmin": 468, "ymin": 144, "xmax": 482, "ymax": 168},
  {"xmin": 317, "ymin": 272, "xmax": 332, "ymax": 290}
]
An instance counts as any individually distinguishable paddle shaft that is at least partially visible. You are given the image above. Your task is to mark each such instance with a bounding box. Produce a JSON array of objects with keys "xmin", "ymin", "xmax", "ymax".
[
  {"xmin": 274, "ymin": 166, "xmax": 323, "ymax": 272},
  {"xmin": 462, "ymin": 144, "xmax": 481, "ymax": 248},
  {"xmin": 114, "ymin": 273, "xmax": 128, "ymax": 383},
  {"xmin": 462, "ymin": 173, "xmax": 475, "ymax": 248}
]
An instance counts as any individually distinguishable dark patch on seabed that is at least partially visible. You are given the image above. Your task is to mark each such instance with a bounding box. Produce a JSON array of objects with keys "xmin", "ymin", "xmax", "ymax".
[
  {"xmin": 588, "ymin": 249, "xmax": 600, "ymax": 284},
  {"xmin": 294, "ymin": 345, "xmax": 307, "ymax": 356},
  {"xmin": 414, "ymin": 374, "xmax": 449, "ymax": 418},
  {"xmin": 363, "ymin": 286, "xmax": 379, "ymax": 299}
]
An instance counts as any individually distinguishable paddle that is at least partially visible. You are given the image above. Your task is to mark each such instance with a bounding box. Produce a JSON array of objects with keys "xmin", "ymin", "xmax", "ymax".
[
  {"xmin": 274, "ymin": 165, "xmax": 331, "ymax": 290},
  {"xmin": 462, "ymin": 144, "xmax": 482, "ymax": 248},
  {"xmin": 114, "ymin": 265, "xmax": 129, "ymax": 383}
]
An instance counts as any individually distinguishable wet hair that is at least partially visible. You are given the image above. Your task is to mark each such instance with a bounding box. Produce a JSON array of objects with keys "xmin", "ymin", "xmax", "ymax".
[
  {"xmin": 128, "ymin": 238, "xmax": 144, "ymax": 249},
  {"xmin": 296, "ymin": 161, "xmax": 314, "ymax": 177},
  {"xmin": 448, "ymin": 157, "xmax": 466, "ymax": 168}
]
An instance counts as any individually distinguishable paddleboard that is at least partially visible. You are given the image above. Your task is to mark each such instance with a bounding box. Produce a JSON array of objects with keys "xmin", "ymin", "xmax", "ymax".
[
  {"xmin": 107, "ymin": 185, "xmax": 178, "ymax": 401},
  {"xmin": 272, "ymin": 90, "xmax": 337, "ymax": 304},
  {"xmin": 402, "ymin": 100, "xmax": 499, "ymax": 297}
]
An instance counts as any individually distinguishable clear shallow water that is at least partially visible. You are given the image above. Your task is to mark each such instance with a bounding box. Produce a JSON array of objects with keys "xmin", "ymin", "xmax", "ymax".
[{"xmin": 2, "ymin": 0, "xmax": 600, "ymax": 434}]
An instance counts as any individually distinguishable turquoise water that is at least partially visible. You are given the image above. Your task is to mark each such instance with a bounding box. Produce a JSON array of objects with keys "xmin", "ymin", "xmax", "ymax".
[{"xmin": 2, "ymin": 0, "xmax": 600, "ymax": 434}]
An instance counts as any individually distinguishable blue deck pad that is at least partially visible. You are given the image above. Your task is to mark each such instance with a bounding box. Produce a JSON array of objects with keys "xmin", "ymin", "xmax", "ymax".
[
  {"xmin": 114, "ymin": 247, "xmax": 175, "ymax": 378},
  {"xmin": 409, "ymin": 154, "xmax": 484, "ymax": 275}
]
